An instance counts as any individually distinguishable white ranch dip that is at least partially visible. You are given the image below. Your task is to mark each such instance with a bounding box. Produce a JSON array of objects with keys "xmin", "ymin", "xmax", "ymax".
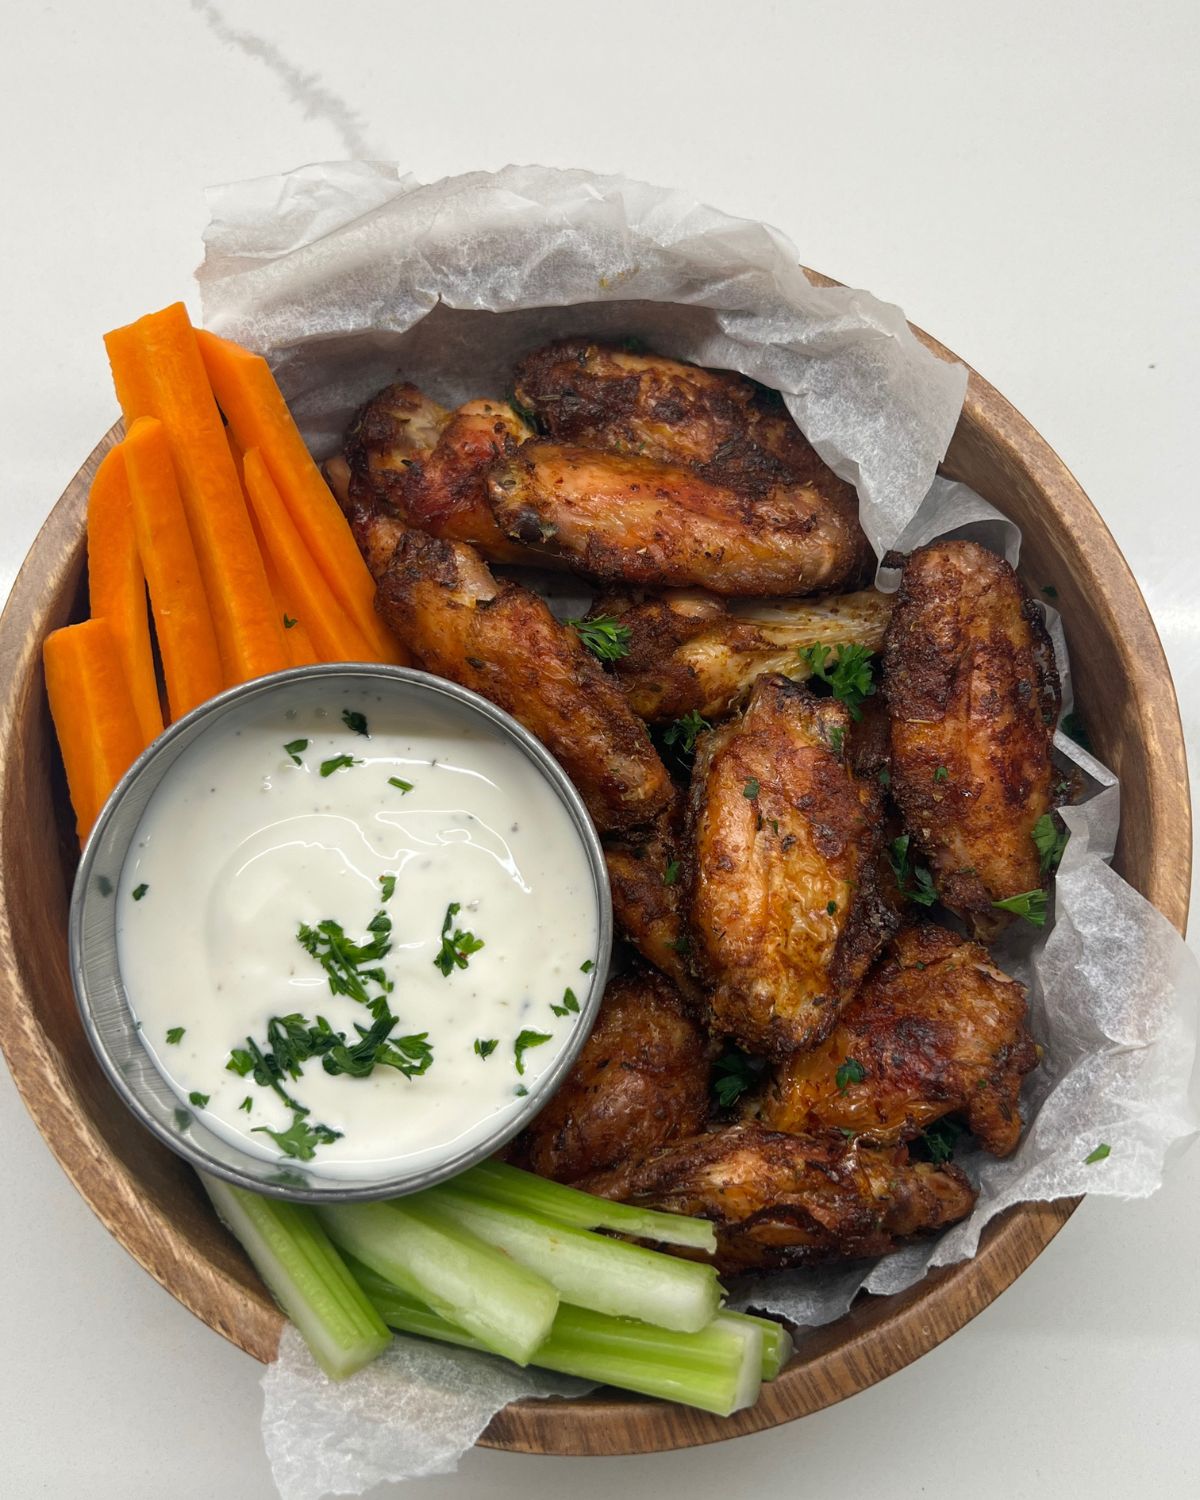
[{"xmin": 116, "ymin": 678, "xmax": 600, "ymax": 1180}]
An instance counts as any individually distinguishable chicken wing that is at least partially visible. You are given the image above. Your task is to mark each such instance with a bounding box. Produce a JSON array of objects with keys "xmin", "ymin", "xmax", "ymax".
[
  {"xmin": 487, "ymin": 441, "xmax": 871, "ymax": 597},
  {"xmin": 513, "ymin": 338, "xmax": 851, "ymax": 487},
  {"xmin": 345, "ymin": 382, "xmax": 537, "ymax": 563},
  {"xmin": 756, "ymin": 924, "xmax": 1038, "ymax": 1155},
  {"xmin": 602, "ymin": 803, "xmax": 703, "ymax": 1002},
  {"xmin": 592, "ymin": 587, "xmax": 892, "ymax": 722},
  {"xmin": 688, "ymin": 675, "xmax": 895, "ymax": 1057},
  {"xmin": 883, "ymin": 541, "xmax": 1060, "ymax": 939},
  {"xmin": 575, "ymin": 1122, "xmax": 976, "ymax": 1275},
  {"xmin": 509, "ymin": 969, "xmax": 710, "ymax": 1183},
  {"xmin": 368, "ymin": 526, "xmax": 673, "ymax": 833}
]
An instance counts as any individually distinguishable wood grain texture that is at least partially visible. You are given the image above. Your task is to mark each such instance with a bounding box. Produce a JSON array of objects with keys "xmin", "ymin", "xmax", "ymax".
[{"xmin": 0, "ymin": 294, "xmax": 1190, "ymax": 1457}]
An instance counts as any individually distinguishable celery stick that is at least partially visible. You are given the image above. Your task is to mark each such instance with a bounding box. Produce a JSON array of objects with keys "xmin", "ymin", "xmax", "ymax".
[
  {"xmin": 350, "ymin": 1263, "xmax": 760, "ymax": 1416},
  {"xmin": 423, "ymin": 1186, "xmax": 722, "ymax": 1334},
  {"xmin": 200, "ymin": 1173, "xmax": 390, "ymax": 1381},
  {"xmin": 317, "ymin": 1197, "xmax": 557, "ymax": 1365},
  {"xmin": 719, "ymin": 1310, "xmax": 794, "ymax": 1380},
  {"xmin": 459, "ymin": 1161, "xmax": 717, "ymax": 1252}
]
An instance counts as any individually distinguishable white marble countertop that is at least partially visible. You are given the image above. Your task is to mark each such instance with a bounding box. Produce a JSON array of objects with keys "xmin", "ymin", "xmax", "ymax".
[{"xmin": 3, "ymin": 3, "xmax": 1197, "ymax": 1496}]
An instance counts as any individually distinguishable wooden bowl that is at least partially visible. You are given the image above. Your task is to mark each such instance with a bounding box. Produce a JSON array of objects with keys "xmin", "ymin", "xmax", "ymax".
[{"xmin": 0, "ymin": 303, "xmax": 1190, "ymax": 1457}]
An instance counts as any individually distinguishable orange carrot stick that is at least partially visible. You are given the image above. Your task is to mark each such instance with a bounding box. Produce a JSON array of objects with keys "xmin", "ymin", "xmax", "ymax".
[
  {"xmin": 241, "ymin": 448, "xmax": 377, "ymax": 664},
  {"xmin": 86, "ymin": 445, "xmax": 164, "ymax": 747},
  {"xmin": 122, "ymin": 418, "xmax": 225, "ymax": 721},
  {"xmin": 43, "ymin": 619, "xmax": 145, "ymax": 843},
  {"xmin": 104, "ymin": 304, "xmax": 290, "ymax": 685},
  {"xmin": 225, "ymin": 428, "xmax": 319, "ymax": 668},
  {"xmin": 195, "ymin": 328, "xmax": 409, "ymax": 665}
]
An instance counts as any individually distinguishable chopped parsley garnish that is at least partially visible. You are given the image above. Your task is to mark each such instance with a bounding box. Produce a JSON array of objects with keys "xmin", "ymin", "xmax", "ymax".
[
  {"xmin": 283, "ymin": 613, "xmax": 298, "ymax": 629},
  {"xmin": 514, "ymin": 1029, "xmax": 552, "ymax": 1075},
  {"xmin": 231, "ymin": 1013, "xmax": 432, "ymax": 1088},
  {"xmin": 379, "ymin": 873, "xmax": 397, "ymax": 902},
  {"xmin": 341, "ymin": 709, "xmax": 370, "ymax": 737},
  {"xmin": 663, "ymin": 859, "xmax": 681, "ymax": 886},
  {"xmin": 388, "ymin": 776, "xmax": 413, "ymax": 793},
  {"xmin": 96, "ymin": 874, "xmax": 114, "ymax": 896},
  {"xmin": 828, "ymin": 725, "xmax": 845, "ymax": 755},
  {"xmin": 992, "ymin": 888, "xmax": 1048, "ymax": 927},
  {"xmin": 826, "ymin": 900, "xmax": 838, "ymax": 915},
  {"xmin": 188, "ymin": 1091, "xmax": 210, "ymax": 1108},
  {"xmin": 835, "ymin": 1058, "xmax": 866, "ymax": 1092},
  {"xmin": 934, "ymin": 766, "xmax": 949, "ymax": 783},
  {"xmin": 239, "ymin": 1096, "xmax": 253, "ymax": 1113},
  {"xmin": 1042, "ymin": 584, "xmax": 1058, "ymax": 599},
  {"xmin": 887, "ymin": 835, "xmax": 938, "ymax": 907},
  {"xmin": 474, "ymin": 1038, "xmax": 499, "ymax": 1059},
  {"xmin": 253, "ymin": 1110, "xmax": 343, "ymax": 1162},
  {"xmin": 165, "ymin": 1026, "xmax": 185, "ymax": 1045},
  {"xmin": 298, "ymin": 911, "xmax": 393, "ymax": 1008},
  {"xmin": 712, "ymin": 1047, "xmax": 767, "ymax": 1109},
  {"xmin": 551, "ymin": 987, "xmax": 580, "ymax": 1018},
  {"xmin": 919, "ymin": 1117, "xmax": 963, "ymax": 1163},
  {"xmin": 877, "ymin": 767, "xmax": 891, "ymax": 788},
  {"xmin": 284, "ymin": 738, "xmax": 308, "ymax": 766},
  {"xmin": 798, "ymin": 642, "xmax": 876, "ymax": 720},
  {"xmin": 661, "ymin": 710, "xmax": 711, "ymax": 755},
  {"xmin": 320, "ymin": 754, "xmax": 360, "ymax": 777},
  {"xmin": 666, "ymin": 934, "xmax": 691, "ymax": 954},
  {"xmin": 568, "ymin": 614, "xmax": 632, "ymax": 662},
  {"xmin": 1084, "ymin": 1142, "xmax": 1111, "ymax": 1164},
  {"xmin": 743, "ymin": 777, "xmax": 760, "ymax": 800},
  {"xmin": 433, "ymin": 903, "xmax": 485, "ymax": 976},
  {"xmin": 1032, "ymin": 813, "xmax": 1069, "ymax": 874},
  {"xmin": 132, "ymin": 883, "xmax": 149, "ymax": 901},
  {"xmin": 580, "ymin": 958, "xmax": 595, "ymax": 973},
  {"xmin": 515, "ymin": 1084, "xmax": 529, "ymax": 1097}
]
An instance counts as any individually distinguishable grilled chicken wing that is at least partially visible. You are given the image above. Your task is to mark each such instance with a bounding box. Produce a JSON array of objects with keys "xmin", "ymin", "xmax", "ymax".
[
  {"xmin": 688, "ymin": 675, "xmax": 895, "ymax": 1057},
  {"xmin": 358, "ymin": 523, "xmax": 672, "ymax": 833},
  {"xmin": 756, "ymin": 924, "xmax": 1038, "ymax": 1155},
  {"xmin": 593, "ymin": 587, "xmax": 892, "ymax": 722},
  {"xmin": 487, "ymin": 441, "xmax": 870, "ymax": 597},
  {"xmin": 883, "ymin": 541, "xmax": 1060, "ymax": 939},
  {"xmin": 345, "ymin": 382, "xmax": 537, "ymax": 563},
  {"xmin": 576, "ymin": 1122, "xmax": 976, "ymax": 1275},
  {"xmin": 509, "ymin": 969, "xmax": 710, "ymax": 1182},
  {"xmin": 514, "ymin": 339, "xmax": 830, "ymax": 476}
]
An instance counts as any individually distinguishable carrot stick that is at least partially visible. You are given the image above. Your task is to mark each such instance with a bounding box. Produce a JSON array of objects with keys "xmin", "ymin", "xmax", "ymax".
[
  {"xmin": 195, "ymin": 328, "xmax": 409, "ymax": 665},
  {"xmin": 225, "ymin": 428, "xmax": 319, "ymax": 668},
  {"xmin": 252, "ymin": 509, "xmax": 320, "ymax": 667},
  {"xmin": 86, "ymin": 445, "xmax": 164, "ymax": 746},
  {"xmin": 241, "ymin": 448, "xmax": 378, "ymax": 663},
  {"xmin": 43, "ymin": 620, "xmax": 145, "ymax": 843},
  {"xmin": 104, "ymin": 304, "xmax": 291, "ymax": 684},
  {"xmin": 122, "ymin": 418, "xmax": 226, "ymax": 721}
]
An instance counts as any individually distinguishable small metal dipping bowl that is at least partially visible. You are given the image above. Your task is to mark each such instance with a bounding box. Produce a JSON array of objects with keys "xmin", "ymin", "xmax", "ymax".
[{"xmin": 69, "ymin": 664, "xmax": 612, "ymax": 1203}]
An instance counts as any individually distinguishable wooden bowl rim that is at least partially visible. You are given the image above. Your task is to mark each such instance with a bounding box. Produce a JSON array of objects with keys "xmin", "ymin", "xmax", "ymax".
[{"xmin": 0, "ymin": 305, "xmax": 1190, "ymax": 1458}]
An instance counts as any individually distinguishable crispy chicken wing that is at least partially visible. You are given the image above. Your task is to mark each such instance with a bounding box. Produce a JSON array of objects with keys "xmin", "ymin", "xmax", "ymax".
[
  {"xmin": 688, "ymin": 675, "xmax": 895, "ymax": 1057},
  {"xmin": 576, "ymin": 1122, "xmax": 976, "ymax": 1275},
  {"xmin": 509, "ymin": 969, "xmax": 710, "ymax": 1182},
  {"xmin": 593, "ymin": 587, "xmax": 892, "ymax": 722},
  {"xmin": 513, "ymin": 339, "xmax": 831, "ymax": 477},
  {"xmin": 883, "ymin": 541, "xmax": 1060, "ymax": 939},
  {"xmin": 603, "ymin": 803, "xmax": 702, "ymax": 1002},
  {"xmin": 345, "ymin": 382, "xmax": 537, "ymax": 563},
  {"xmin": 487, "ymin": 441, "xmax": 871, "ymax": 597},
  {"xmin": 365, "ymin": 525, "xmax": 672, "ymax": 833},
  {"xmin": 756, "ymin": 924, "xmax": 1038, "ymax": 1155}
]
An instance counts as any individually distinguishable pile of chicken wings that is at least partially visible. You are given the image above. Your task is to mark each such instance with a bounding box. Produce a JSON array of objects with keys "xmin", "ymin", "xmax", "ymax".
[{"xmin": 335, "ymin": 339, "xmax": 1061, "ymax": 1278}]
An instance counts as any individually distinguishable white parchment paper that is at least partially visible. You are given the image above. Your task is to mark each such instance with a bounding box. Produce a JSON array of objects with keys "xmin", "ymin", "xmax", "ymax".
[{"xmin": 194, "ymin": 163, "xmax": 1200, "ymax": 1495}]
